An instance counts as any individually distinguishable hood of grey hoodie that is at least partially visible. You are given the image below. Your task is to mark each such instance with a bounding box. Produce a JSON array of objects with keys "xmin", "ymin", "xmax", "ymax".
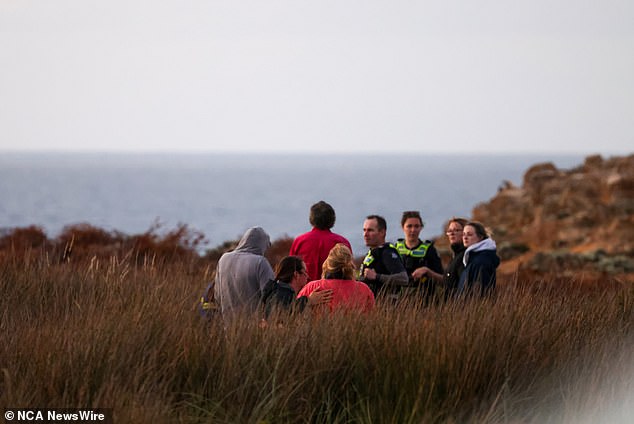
[
  {"xmin": 463, "ymin": 238, "xmax": 497, "ymax": 266},
  {"xmin": 234, "ymin": 226, "xmax": 271, "ymax": 256}
]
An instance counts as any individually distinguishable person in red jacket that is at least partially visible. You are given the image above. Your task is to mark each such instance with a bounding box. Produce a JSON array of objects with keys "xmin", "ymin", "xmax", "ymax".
[
  {"xmin": 290, "ymin": 201, "xmax": 352, "ymax": 281},
  {"xmin": 297, "ymin": 243, "xmax": 375, "ymax": 313}
]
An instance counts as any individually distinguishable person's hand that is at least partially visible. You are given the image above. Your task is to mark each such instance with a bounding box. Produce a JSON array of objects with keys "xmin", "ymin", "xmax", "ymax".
[
  {"xmin": 308, "ymin": 289, "xmax": 333, "ymax": 306},
  {"xmin": 363, "ymin": 268, "xmax": 377, "ymax": 280},
  {"xmin": 412, "ymin": 267, "xmax": 429, "ymax": 280}
]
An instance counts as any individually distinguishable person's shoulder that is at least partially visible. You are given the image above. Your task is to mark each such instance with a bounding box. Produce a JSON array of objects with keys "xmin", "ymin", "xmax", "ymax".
[
  {"xmin": 294, "ymin": 229, "xmax": 327, "ymax": 246},
  {"xmin": 470, "ymin": 249, "xmax": 498, "ymax": 263},
  {"xmin": 383, "ymin": 243, "xmax": 401, "ymax": 256},
  {"xmin": 313, "ymin": 228, "xmax": 345, "ymax": 241},
  {"xmin": 310, "ymin": 279, "xmax": 330, "ymax": 287},
  {"xmin": 298, "ymin": 279, "xmax": 322, "ymax": 296},
  {"xmin": 255, "ymin": 256, "xmax": 274, "ymax": 273},
  {"xmin": 331, "ymin": 231, "xmax": 350, "ymax": 241},
  {"xmin": 292, "ymin": 230, "xmax": 313, "ymax": 243},
  {"xmin": 256, "ymin": 254, "xmax": 272, "ymax": 264},
  {"xmin": 218, "ymin": 249, "xmax": 234, "ymax": 260},
  {"xmin": 332, "ymin": 233, "xmax": 352, "ymax": 251},
  {"xmin": 426, "ymin": 242, "xmax": 440, "ymax": 252},
  {"xmin": 478, "ymin": 249, "xmax": 501, "ymax": 264}
]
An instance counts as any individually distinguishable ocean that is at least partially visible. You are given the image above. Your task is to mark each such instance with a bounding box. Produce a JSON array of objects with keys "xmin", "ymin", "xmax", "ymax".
[{"xmin": 0, "ymin": 152, "xmax": 585, "ymax": 255}]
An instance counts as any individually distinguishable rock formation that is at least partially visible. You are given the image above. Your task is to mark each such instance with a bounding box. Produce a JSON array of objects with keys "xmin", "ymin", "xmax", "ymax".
[{"xmin": 470, "ymin": 154, "xmax": 633, "ymax": 280}]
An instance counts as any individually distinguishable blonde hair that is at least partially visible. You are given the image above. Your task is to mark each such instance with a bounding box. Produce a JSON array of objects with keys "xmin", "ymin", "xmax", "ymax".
[{"xmin": 321, "ymin": 243, "xmax": 356, "ymax": 280}]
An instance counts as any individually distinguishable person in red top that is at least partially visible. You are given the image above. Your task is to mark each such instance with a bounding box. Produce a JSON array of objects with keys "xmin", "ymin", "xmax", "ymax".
[
  {"xmin": 297, "ymin": 243, "xmax": 375, "ymax": 313},
  {"xmin": 289, "ymin": 201, "xmax": 352, "ymax": 281}
]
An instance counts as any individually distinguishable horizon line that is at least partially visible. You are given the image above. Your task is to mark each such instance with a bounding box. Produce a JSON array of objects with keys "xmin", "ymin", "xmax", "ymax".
[{"xmin": 1, "ymin": 148, "xmax": 630, "ymax": 157}]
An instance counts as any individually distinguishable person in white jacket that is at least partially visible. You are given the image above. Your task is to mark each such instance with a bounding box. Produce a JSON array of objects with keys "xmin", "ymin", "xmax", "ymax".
[
  {"xmin": 214, "ymin": 226, "xmax": 275, "ymax": 323},
  {"xmin": 458, "ymin": 221, "xmax": 500, "ymax": 297}
]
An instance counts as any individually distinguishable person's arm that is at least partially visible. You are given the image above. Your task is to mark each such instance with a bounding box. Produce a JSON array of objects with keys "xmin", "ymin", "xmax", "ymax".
[
  {"xmin": 427, "ymin": 245, "xmax": 444, "ymax": 274},
  {"xmin": 377, "ymin": 271, "xmax": 409, "ymax": 287},
  {"xmin": 376, "ymin": 248, "xmax": 409, "ymax": 286},
  {"xmin": 257, "ymin": 259, "xmax": 275, "ymax": 293},
  {"xmin": 411, "ymin": 245, "xmax": 444, "ymax": 282},
  {"xmin": 297, "ymin": 289, "xmax": 334, "ymax": 312},
  {"xmin": 412, "ymin": 267, "xmax": 443, "ymax": 282}
]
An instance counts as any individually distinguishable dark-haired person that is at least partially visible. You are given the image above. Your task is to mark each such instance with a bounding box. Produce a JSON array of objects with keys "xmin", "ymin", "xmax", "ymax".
[
  {"xmin": 290, "ymin": 200, "xmax": 352, "ymax": 281},
  {"xmin": 458, "ymin": 221, "xmax": 500, "ymax": 297},
  {"xmin": 393, "ymin": 211, "xmax": 444, "ymax": 304},
  {"xmin": 262, "ymin": 256, "xmax": 333, "ymax": 319},
  {"xmin": 442, "ymin": 217, "xmax": 468, "ymax": 299},
  {"xmin": 358, "ymin": 215, "xmax": 408, "ymax": 299},
  {"xmin": 298, "ymin": 244, "xmax": 375, "ymax": 313}
]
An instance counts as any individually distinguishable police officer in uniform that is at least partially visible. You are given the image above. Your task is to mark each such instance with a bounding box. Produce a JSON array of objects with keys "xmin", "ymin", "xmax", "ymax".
[
  {"xmin": 394, "ymin": 211, "xmax": 444, "ymax": 304},
  {"xmin": 359, "ymin": 215, "xmax": 408, "ymax": 299}
]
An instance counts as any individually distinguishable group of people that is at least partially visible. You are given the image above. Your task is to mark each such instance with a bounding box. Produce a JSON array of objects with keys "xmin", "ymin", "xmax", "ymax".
[{"xmin": 207, "ymin": 201, "xmax": 500, "ymax": 323}]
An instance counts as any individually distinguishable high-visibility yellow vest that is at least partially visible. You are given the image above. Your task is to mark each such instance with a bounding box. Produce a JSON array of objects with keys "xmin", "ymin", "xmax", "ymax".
[{"xmin": 393, "ymin": 239, "xmax": 431, "ymax": 259}]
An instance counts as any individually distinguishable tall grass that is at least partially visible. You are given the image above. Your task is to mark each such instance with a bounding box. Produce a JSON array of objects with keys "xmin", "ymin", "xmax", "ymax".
[{"xmin": 1, "ymin": 252, "xmax": 632, "ymax": 423}]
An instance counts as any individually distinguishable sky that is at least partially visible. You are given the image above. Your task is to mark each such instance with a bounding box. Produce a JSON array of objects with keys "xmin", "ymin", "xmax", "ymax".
[{"xmin": 1, "ymin": 1, "xmax": 632, "ymax": 154}]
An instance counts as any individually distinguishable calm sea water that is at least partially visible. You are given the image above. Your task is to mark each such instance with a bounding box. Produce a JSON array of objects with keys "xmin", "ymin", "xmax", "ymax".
[{"xmin": 0, "ymin": 152, "xmax": 585, "ymax": 254}]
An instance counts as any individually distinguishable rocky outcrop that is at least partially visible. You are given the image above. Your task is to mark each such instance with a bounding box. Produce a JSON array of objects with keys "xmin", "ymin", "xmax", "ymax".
[{"xmin": 471, "ymin": 154, "xmax": 634, "ymax": 279}]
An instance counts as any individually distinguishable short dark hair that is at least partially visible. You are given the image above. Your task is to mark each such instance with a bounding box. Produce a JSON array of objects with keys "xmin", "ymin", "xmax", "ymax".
[
  {"xmin": 366, "ymin": 214, "xmax": 387, "ymax": 232},
  {"xmin": 309, "ymin": 201, "xmax": 336, "ymax": 230},
  {"xmin": 401, "ymin": 211, "xmax": 423, "ymax": 227}
]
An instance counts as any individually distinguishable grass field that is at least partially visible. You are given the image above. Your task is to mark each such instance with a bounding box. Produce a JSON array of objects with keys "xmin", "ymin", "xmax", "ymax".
[{"xmin": 0, "ymin": 227, "xmax": 632, "ymax": 423}]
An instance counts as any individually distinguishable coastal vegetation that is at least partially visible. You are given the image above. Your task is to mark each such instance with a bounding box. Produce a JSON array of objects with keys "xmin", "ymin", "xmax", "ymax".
[{"xmin": 0, "ymin": 225, "xmax": 632, "ymax": 423}]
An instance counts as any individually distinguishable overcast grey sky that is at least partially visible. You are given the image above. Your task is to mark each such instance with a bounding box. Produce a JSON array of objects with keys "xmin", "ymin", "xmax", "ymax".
[{"xmin": 1, "ymin": 1, "xmax": 632, "ymax": 154}]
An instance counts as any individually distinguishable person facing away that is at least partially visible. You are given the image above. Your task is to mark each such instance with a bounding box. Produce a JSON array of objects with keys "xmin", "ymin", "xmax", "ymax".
[
  {"xmin": 298, "ymin": 244, "xmax": 375, "ymax": 313},
  {"xmin": 214, "ymin": 226, "xmax": 275, "ymax": 322},
  {"xmin": 261, "ymin": 256, "xmax": 333, "ymax": 319},
  {"xmin": 458, "ymin": 221, "xmax": 500, "ymax": 297},
  {"xmin": 393, "ymin": 211, "xmax": 444, "ymax": 303},
  {"xmin": 289, "ymin": 200, "xmax": 352, "ymax": 281},
  {"xmin": 358, "ymin": 215, "xmax": 408, "ymax": 299},
  {"xmin": 443, "ymin": 217, "xmax": 468, "ymax": 298}
]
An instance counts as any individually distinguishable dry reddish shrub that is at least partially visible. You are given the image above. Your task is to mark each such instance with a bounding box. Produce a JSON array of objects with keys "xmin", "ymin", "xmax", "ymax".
[
  {"xmin": 125, "ymin": 223, "xmax": 205, "ymax": 264},
  {"xmin": 57, "ymin": 223, "xmax": 121, "ymax": 247},
  {"xmin": 0, "ymin": 222, "xmax": 214, "ymax": 267},
  {"xmin": 0, "ymin": 225, "xmax": 50, "ymax": 251},
  {"xmin": 202, "ymin": 239, "xmax": 239, "ymax": 263},
  {"xmin": 56, "ymin": 223, "xmax": 125, "ymax": 262},
  {"xmin": 265, "ymin": 236, "xmax": 293, "ymax": 267}
]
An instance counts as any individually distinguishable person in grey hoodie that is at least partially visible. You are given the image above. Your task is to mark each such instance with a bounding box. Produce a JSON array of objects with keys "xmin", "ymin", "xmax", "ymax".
[
  {"xmin": 214, "ymin": 226, "xmax": 275, "ymax": 322},
  {"xmin": 458, "ymin": 221, "xmax": 500, "ymax": 297}
]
